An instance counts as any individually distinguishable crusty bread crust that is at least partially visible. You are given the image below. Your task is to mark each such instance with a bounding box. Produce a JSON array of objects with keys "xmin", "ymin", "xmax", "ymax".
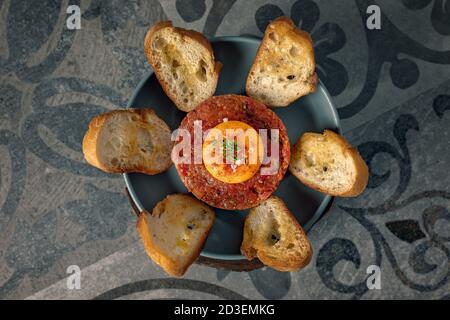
[
  {"xmin": 290, "ymin": 130, "xmax": 369, "ymax": 197},
  {"xmin": 246, "ymin": 16, "xmax": 317, "ymax": 107},
  {"xmin": 82, "ymin": 108, "xmax": 172, "ymax": 175},
  {"xmin": 83, "ymin": 113, "xmax": 108, "ymax": 171},
  {"xmin": 137, "ymin": 194, "xmax": 215, "ymax": 277},
  {"xmin": 241, "ymin": 196, "xmax": 312, "ymax": 272},
  {"xmin": 137, "ymin": 211, "xmax": 183, "ymax": 276},
  {"xmin": 144, "ymin": 21, "xmax": 222, "ymax": 112}
]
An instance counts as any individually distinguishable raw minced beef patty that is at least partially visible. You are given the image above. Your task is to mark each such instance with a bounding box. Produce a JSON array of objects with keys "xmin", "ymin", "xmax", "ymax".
[{"xmin": 174, "ymin": 95, "xmax": 290, "ymax": 210}]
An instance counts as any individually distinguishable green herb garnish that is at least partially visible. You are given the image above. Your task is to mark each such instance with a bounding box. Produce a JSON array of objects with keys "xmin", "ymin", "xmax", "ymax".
[{"xmin": 210, "ymin": 138, "xmax": 244, "ymax": 163}]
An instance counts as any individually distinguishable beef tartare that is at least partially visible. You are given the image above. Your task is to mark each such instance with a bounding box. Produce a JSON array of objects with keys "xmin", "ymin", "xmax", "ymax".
[{"xmin": 173, "ymin": 95, "xmax": 290, "ymax": 210}]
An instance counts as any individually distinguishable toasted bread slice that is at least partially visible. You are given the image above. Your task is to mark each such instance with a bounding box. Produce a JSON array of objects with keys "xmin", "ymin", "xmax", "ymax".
[
  {"xmin": 289, "ymin": 130, "xmax": 369, "ymax": 197},
  {"xmin": 144, "ymin": 21, "xmax": 222, "ymax": 112},
  {"xmin": 241, "ymin": 196, "xmax": 312, "ymax": 272},
  {"xmin": 246, "ymin": 16, "xmax": 317, "ymax": 107},
  {"xmin": 82, "ymin": 109, "xmax": 172, "ymax": 175},
  {"xmin": 137, "ymin": 194, "xmax": 215, "ymax": 277}
]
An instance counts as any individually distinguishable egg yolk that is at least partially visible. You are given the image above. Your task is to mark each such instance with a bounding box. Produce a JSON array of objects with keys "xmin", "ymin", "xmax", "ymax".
[{"xmin": 202, "ymin": 120, "xmax": 264, "ymax": 184}]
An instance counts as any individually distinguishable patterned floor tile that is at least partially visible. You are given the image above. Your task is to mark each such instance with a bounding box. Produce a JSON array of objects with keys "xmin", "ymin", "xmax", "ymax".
[{"xmin": 0, "ymin": 0, "xmax": 448, "ymax": 299}]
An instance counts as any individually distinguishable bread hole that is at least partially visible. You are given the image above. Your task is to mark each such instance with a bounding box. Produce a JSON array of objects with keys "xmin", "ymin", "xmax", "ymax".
[
  {"xmin": 287, "ymin": 75, "xmax": 296, "ymax": 80},
  {"xmin": 287, "ymin": 243, "xmax": 294, "ymax": 249},
  {"xmin": 172, "ymin": 59, "xmax": 180, "ymax": 68},
  {"xmin": 187, "ymin": 223, "xmax": 195, "ymax": 230},
  {"xmin": 268, "ymin": 32, "xmax": 278, "ymax": 42},
  {"xmin": 140, "ymin": 147, "xmax": 152, "ymax": 155},
  {"xmin": 153, "ymin": 37, "xmax": 166, "ymax": 50},
  {"xmin": 183, "ymin": 98, "xmax": 189, "ymax": 103},
  {"xmin": 289, "ymin": 46, "xmax": 299, "ymax": 57},
  {"xmin": 268, "ymin": 222, "xmax": 281, "ymax": 246},
  {"xmin": 196, "ymin": 60, "xmax": 207, "ymax": 82},
  {"xmin": 180, "ymin": 81, "xmax": 188, "ymax": 93},
  {"xmin": 131, "ymin": 115, "xmax": 138, "ymax": 122},
  {"xmin": 270, "ymin": 233, "xmax": 280, "ymax": 245},
  {"xmin": 196, "ymin": 66, "xmax": 207, "ymax": 82},
  {"xmin": 323, "ymin": 166, "xmax": 328, "ymax": 172},
  {"xmin": 305, "ymin": 154, "xmax": 315, "ymax": 167}
]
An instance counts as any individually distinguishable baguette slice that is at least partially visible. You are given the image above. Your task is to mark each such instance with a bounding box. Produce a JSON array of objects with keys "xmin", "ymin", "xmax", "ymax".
[
  {"xmin": 241, "ymin": 196, "xmax": 312, "ymax": 272},
  {"xmin": 290, "ymin": 130, "xmax": 369, "ymax": 197},
  {"xmin": 246, "ymin": 16, "xmax": 317, "ymax": 107},
  {"xmin": 144, "ymin": 21, "xmax": 222, "ymax": 112},
  {"xmin": 82, "ymin": 109, "xmax": 172, "ymax": 175},
  {"xmin": 137, "ymin": 194, "xmax": 215, "ymax": 277}
]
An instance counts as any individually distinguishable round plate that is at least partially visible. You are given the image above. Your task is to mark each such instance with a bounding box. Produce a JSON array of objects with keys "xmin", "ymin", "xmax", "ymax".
[{"xmin": 124, "ymin": 36, "xmax": 341, "ymax": 261}]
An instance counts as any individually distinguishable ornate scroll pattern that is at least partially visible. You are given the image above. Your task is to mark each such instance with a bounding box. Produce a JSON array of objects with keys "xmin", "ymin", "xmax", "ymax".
[
  {"xmin": 402, "ymin": 0, "xmax": 450, "ymax": 35},
  {"xmin": 316, "ymin": 97, "xmax": 450, "ymax": 299},
  {"xmin": 21, "ymin": 77, "xmax": 126, "ymax": 177},
  {"xmin": 0, "ymin": 0, "xmax": 80, "ymax": 83},
  {"xmin": 338, "ymin": 0, "xmax": 450, "ymax": 118}
]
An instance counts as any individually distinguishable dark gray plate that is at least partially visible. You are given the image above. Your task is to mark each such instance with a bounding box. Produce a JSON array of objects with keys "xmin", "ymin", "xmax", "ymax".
[{"xmin": 124, "ymin": 36, "xmax": 341, "ymax": 260}]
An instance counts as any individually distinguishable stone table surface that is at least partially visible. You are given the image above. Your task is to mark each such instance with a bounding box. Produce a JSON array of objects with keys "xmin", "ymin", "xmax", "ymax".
[{"xmin": 0, "ymin": 0, "xmax": 449, "ymax": 300}]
